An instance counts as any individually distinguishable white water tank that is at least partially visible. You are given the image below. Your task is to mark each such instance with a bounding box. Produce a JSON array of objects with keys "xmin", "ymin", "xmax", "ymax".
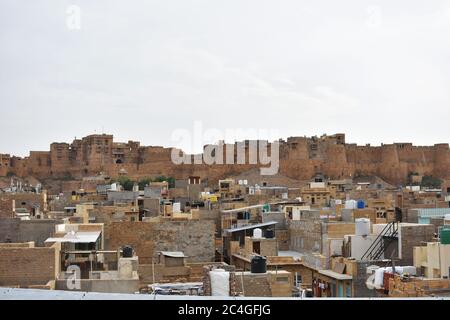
[
  {"xmin": 374, "ymin": 268, "xmax": 386, "ymax": 288},
  {"xmin": 253, "ymin": 228, "xmax": 263, "ymax": 239},
  {"xmin": 345, "ymin": 200, "xmax": 358, "ymax": 210},
  {"xmin": 173, "ymin": 202, "xmax": 181, "ymax": 213},
  {"xmin": 366, "ymin": 265, "xmax": 380, "ymax": 275},
  {"xmin": 210, "ymin": 269, "xmax": 230, "ymax": 296},
  {"xmin": 355, "ymin": 218, "xmax": 371, "ymax": 236}
]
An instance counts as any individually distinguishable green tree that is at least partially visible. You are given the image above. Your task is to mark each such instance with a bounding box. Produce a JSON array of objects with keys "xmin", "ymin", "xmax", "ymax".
[
  {"xmin": 112, "ymin": 175, "xmax": 176, "ymax": 190},
  {"xmin": 113, "ymin": 176, "xmax": 135, "ymax": 191},
  {"xmin": 421, "ymin": 175, "xmax": 442, "ymax": 188},
  {"xmin": 153, "ymin": 176, "xmax": 175, "ymax": 188},
  {"xmin": 138, "ymin": 178, "xmax": 152, "ymax": 190},
  {"xmin": 167, "ymin": 177, "xmax": 175, "ymax": 188}
]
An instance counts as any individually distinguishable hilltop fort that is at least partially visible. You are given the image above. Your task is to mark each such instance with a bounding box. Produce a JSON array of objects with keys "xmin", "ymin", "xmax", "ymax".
[{"xmin": 0, "ymin": 133, "xmax": 449, "ymax": 185}]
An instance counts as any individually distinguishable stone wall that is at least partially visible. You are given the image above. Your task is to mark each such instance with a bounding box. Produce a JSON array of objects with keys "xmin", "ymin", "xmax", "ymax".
[
  {"xmin": 288, "ymin": 215, "xmax": 323, "ymax": 254},
  {"xmin": 4, "ymin": 133, "xmax": 450, "ymax": 185},
  {"xmin": 0, "ymin": 193, "xmax": 44, "ymax": 219},
  {"xmin": 276, "ymin": 230, "xmax": 289, "ymax": 251},
  {"xmin": 0, "ymin": 154, "xmax": 11, "ymax": 177},
  {"xmin": 108, "ymin": 220, "xmax": 215, "ymax": 264},
  {"xmin": 89, "ymin": 205, "xmax": 137, "ymax": 225},
  {"xmin": 0, "ymin": 218, "xmax": 19, "ymax": 242},
  {"xmin": 0, "ymin": 218, "xmax": 60, "ymax": 246},
  {"xmin": 235, "ymin": 273, "xmax": 272, "ymax": 297},
  {"xmin": 429, "ymin": 217, "xmax": 445, "ymax": 233},
  {"xmin": 0, "ymin": 247, "xmax": 57, "ymax": 287},
  {"xmin": 0, "ymin": 196, "xmax": 13, "ymax": 219},
  {"xmin": 262, "ymin": 212, "xmax": 287, "ymax": 229},
  {"xmin": 399, "ymin": 224, "xmax": 435, "ymax": 265},
  {"xmin": 55, "ymin": 279, "xmax": 140, "ymax": 293}
]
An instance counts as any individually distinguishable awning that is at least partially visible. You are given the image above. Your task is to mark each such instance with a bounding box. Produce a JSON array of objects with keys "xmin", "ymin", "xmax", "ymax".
[
  {"xmin": 159, "ymin": 251, "xmax": 186, "ymax": 258},
  {"xmin": 224, "ymin": 221, "xmax": 278, "ymax": 233},
  {"xmin": 220, "ymin": 204, "xmax": 265, "ymax": 214},
  {"xmin": 45, "ymin": 231, "xmax": 101, "ymax": 244}
]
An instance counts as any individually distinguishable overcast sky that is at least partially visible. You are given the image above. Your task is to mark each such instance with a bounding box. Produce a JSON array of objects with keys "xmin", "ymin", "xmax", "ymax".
[{"xmin": 1, "ymin": 0, "xmax": 450, "ymax": 156}]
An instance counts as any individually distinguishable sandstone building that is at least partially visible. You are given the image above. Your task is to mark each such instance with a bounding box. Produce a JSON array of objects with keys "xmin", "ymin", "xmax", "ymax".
[{"xmin": 1, "ymin": 133, "xmax": 450, "ymax": 185}]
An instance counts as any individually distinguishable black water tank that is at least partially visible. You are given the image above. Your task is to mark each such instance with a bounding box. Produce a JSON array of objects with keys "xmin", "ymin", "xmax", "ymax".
[
  {"xmin": 265, "ymin": 228, "xmax": 274, "ymax": 239},
  {"xmin": 122, "ymin": 246, "xmax": 133, "ymax": 258},
  {"xmin": 251, "ymin": 256, "xmax": 267, "ymax": 274}
]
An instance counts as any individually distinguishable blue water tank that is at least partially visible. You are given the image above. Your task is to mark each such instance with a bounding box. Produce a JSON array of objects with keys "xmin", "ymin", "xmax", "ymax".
[{"xmin": 357, "ymin": 200, "xmax": 365, "ymax": 209}]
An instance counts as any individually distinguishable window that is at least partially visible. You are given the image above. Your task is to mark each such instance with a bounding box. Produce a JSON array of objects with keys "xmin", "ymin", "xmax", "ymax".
[{"xmin": 253, "ymin": 241, "xmax": 261, "ymax": 254}]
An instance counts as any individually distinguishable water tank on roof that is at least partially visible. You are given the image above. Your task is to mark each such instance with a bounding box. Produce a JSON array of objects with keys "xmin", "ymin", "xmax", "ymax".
[
  {"xmin": 122, "ymin": 245, "xmax": 133, "ymax": 258},
  {"xmin": 251, "ymin": 256, "xmax": 267, "ymax": 274},
  {"xmin": 357, "ymin": 200, "xmax": 365, "ymax": 209},
  {"xmin": 265, "ymin": 228, "xmax": 274, "ymax": 239},
  {"xmin": 210, "ymin": 269, "xmax": 230, "ymax": 296},
  {"xmin": 345, "ymin": 200, "xmax": 357, "ymax": 210},
  {"xmin": 253, "ymin": 228, "xmax": 262, "ymax": 239},
  {"xmin": 355, "ymin": 218, "xmax": 371, "ymax": 236},
  {"xmin": 366, "ymin": 265, "xmax": 380, "ymax": 275},
  {"xmin": 441, "ymin": 229, "xmax": 450, "ymax": 245}
]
